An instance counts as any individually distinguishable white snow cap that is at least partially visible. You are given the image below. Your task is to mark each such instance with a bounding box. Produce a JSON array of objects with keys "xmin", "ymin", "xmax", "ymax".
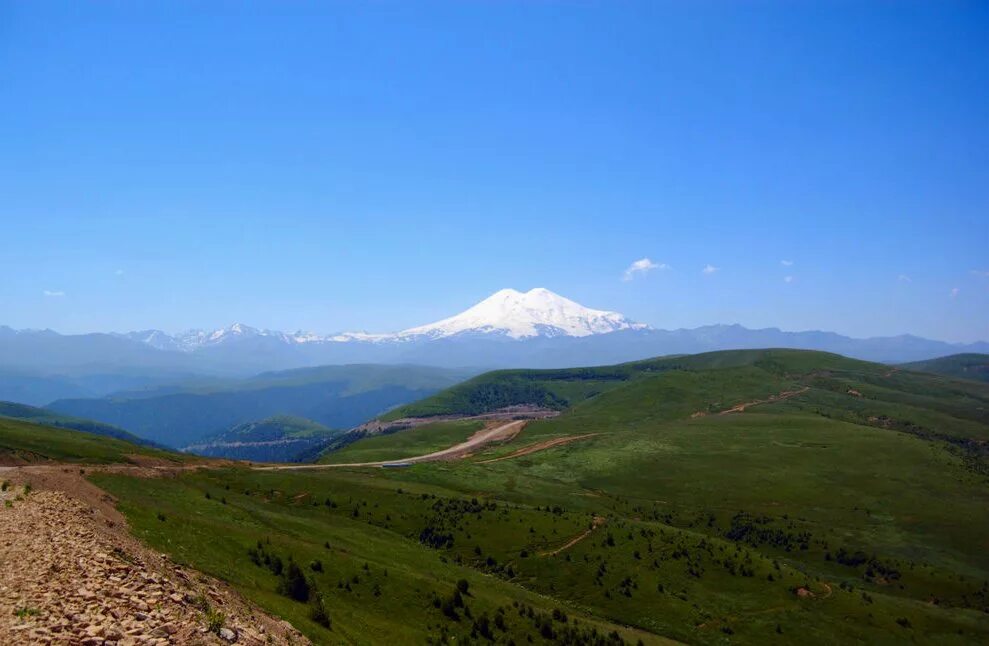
[{"xmin": 397, "ymin": 287, "xmax": 645, "ymax": 340}]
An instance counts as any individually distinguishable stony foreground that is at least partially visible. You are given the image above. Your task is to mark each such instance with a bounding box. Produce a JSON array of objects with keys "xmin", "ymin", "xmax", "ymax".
[{"xmin": 0, "ymin": 475, "xmax": 309, "ymax": 645}]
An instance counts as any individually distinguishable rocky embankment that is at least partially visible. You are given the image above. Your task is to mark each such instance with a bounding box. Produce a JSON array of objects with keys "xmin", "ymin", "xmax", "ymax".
[{"xmin": 0, "ymin": 474, "xmax": 308, "ymax": 645}]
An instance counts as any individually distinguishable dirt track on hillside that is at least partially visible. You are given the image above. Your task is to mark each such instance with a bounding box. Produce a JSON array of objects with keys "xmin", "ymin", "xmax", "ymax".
[
  {"xmin": 541, "ymin": 516, "xmax": 606, "ymax": 556},
  {"xmin": 476, "ymin": 433, "xmax": 598, "ymax": 464},
  {"xmin": 257, "ymin": 420, "xmax": 527, "ymax": 470},
  {"xmin": 718, "ymin": 387, "xmax": 810, "ymax": 414}
]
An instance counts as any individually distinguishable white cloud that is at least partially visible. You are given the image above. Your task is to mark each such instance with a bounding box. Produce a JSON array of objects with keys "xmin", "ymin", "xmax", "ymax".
[
  {"xmin": 783, "ymin": 276, "xmax": 794, "ymax": 284},
  {"xmin": 897, "ymin": 274, "xmax": 912, "ymax": 283},
  {"xmin": 701, "ymin": 264, "xmax": 719, "ymax": 275},
  {"xmin": 115, "ymin": 269, "xmax": 125, "ymax": 276},
  {"xmin": 780, "ymin": 260, "xmax": 793, "ymax": 267},
  {"xmin": 622, "ymin": 258, "xmax": 668, "ymax": 281},
  {"xmin": 43, "ymin": 290, "xmax": 65, "ymax": 297},
  {"xmin": 950, "ymin": 287, "xmax": 960, "ymax": 298},
  {"xmin": 971, "ymin": 270, "xmax": 989, "ymax": 278}
]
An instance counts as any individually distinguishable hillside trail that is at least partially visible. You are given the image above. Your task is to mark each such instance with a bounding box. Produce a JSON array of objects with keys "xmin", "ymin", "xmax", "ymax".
[
  {"xmin": 256, "ymin": 420, "xmax": 527, "ymax": 470},
  {"xmin": 0, "ymin": 466, "xmax": 308, "ymax": 645},
  {"xmin": 540, "ymin": 516, "xmax": 607, "ymax": 557},
  {"xmin": 717, "ymin": 387, "xmax": 810, "ymax": 415},
  {"xmin": 688, "ymin": 387, "xmax": 811, "ymax": 419},
  {"xmin": 476, "ymin": 433, "xmax": 599, "ymax": 464}
]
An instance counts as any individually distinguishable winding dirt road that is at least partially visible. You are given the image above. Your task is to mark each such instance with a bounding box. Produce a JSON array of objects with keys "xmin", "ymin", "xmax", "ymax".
[{"xmin": 255, "ymin": 420, "xmax": 527, "ymax": 470}]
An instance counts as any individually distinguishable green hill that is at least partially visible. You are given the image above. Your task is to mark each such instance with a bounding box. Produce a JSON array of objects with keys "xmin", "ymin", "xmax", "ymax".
[
  {"xmin": 0, "ymin": 415, "xmax": 190, "ymax": 465},
  {"xmin": 184, "ymin": 415, "xmax": 343, "ymax": 463},
  {"xmin": 0, "ymin": 400, "xmax": 154, "ymax": 446},
  {"xmin": 901, "ymin": 353, "xmax": 989, "ymax": 383},
  {"xmin": 90, "ymin": 349, "xmax": 989, "ymax": 644},
  {"xmin": 383, "ymin": 349, "xmax": 880, "ymax": 420}
]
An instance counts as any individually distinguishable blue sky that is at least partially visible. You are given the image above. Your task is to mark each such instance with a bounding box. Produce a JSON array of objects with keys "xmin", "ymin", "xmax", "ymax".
[{"xmin": 1, "ymin": 2, "xmax": 986, "ymax": 342}]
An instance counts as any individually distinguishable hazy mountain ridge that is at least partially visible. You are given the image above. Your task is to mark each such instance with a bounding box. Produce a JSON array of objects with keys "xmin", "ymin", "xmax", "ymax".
[
  {"xmin": 2, "ymin": 290, "xmax": 987, "ymax": 387},
  {"xmin": 47, "ymin": 364, "xmax": 472, "ymax": 448}
]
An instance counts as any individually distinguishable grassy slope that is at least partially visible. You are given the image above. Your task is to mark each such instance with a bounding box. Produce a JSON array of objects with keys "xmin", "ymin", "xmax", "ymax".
[
  {"xmin": 901, "ymin": 353, "xmax": 989, "ymax": 383},
  {"xmin": 0, "ymin": 416, "xmax": 189, "ymax": 464},
  {"xmin": 92, "ymin": 468, "xmax": 666, "ymax": 646},
  {"xmin": 0, "ymin": 400, "xmax": 151, "ymax": 445},
  {"xmin": 94, "ymin": 349, "xmax": 989, "ymax": 644}
]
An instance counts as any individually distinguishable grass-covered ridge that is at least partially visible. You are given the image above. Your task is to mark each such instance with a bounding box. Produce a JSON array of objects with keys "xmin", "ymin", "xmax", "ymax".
[
  {"xmin": 0, "ymin": 400, "xmax": 153, "ymax": 446},
  {"xmin": 383, "ymin": 349, "xmax": 881, "ymax": 420},
  {"xmin": 901, "ymin": 353, "xmax": 989, "ymax": 383},
  {"xmin": 0, "ymin": 416, "xmax": 190, "ymax": 464}
]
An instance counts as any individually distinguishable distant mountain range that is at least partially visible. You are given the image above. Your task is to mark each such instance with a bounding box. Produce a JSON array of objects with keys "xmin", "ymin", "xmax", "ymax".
[{"xmin": 2, "ymin": 288, "xmax": 986, "ymax": 404}]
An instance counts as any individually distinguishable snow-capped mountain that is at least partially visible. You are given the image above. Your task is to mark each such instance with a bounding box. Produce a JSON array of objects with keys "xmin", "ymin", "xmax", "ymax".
[
  {"xmin": 395, "ymin": 288, "xmax": 646, "ymax": 340},
  {"xmin": 117, "ymin": 323, "xmax": 321, "ymax": 352},
  {"xmin": 116, "ymin": 288, "xmax": 646, "ymax": 350}
]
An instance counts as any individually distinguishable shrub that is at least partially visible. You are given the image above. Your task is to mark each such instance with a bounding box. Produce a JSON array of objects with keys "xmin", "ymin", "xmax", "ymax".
[
  {"xmin": 309, "ymin": 593, "xmax": 331, "ymax": 628},
  {"xmin": 205, "ymin": 608, "xmax": 226, "ymax": 635},
  {"xmin": 278, "ymin": 561, "xmax": 311, "ymax": 602},
  {"xmin": 310, "ymin": 559, "xmax": 323, "ymax": 572},
  {"xmin": 456, "ymin": 579, "xmax": 470, "ymax": 594}
]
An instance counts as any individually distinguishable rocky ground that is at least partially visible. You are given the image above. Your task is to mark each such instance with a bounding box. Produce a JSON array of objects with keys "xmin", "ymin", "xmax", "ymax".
[{"xmin": 0, "ymin": 470, "xmax": 310, "ymax": 645}]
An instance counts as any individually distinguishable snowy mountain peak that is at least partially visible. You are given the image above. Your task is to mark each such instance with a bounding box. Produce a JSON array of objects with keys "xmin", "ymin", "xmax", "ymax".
[
  {"xmin": 396, "ymin": 288, "xmax": 646, "ymax": 340},
  {"xmin": 117, "ymin": 288, "xmax": 645, "ymax": 351}
]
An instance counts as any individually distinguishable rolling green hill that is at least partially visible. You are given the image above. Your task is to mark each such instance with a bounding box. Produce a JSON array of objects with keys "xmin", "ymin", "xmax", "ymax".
[
  {"xmin": 90, "ymin": 349, "xmax": 989, "ymax": 644},
  {"xmin": 184, "ymin": 415, "xmax": 344, "ymax": 462},
  {"xmin": 0, "ymin": 416, "xmax": 190, "ymax": 465},
  {"xmin": 0, "ymin": 400, "xmax": 154, "ymax": 446},
  {"xmin": 901, "ymin": 353, "xmax": 989, "ymax": 383}
]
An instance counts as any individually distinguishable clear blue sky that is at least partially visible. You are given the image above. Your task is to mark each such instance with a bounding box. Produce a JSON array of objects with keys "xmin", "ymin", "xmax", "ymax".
[{"xmin": 1, "ymin": 1, "xmax": 986, "ymax": 342}]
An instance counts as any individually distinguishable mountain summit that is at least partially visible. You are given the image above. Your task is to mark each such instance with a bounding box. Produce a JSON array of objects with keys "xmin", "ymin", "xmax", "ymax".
[{"xmin": 395, "ymin": 288, "xmax": 646, "ymax": 340}]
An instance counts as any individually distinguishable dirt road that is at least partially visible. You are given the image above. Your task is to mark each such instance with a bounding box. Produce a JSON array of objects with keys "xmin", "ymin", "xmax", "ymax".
[{"xmin": 256, "ymin": 420, "xmax": 527, "ymax": 470}]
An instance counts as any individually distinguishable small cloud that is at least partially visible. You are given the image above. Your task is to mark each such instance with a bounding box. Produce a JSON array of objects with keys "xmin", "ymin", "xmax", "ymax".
[
  {"xmin": 898, "ymin": 274, "xmax": 912, "ymax": 283},
  {"xmin": 701, "ymin": 264, "xmax": 719, "ymax": 275},
  {"xmin": 43, "ymin": 290, "xmax": 65, "ymax": 297},
  {"xmin": 950, "ymin": 287, "xmax": 960, "ymax": 298},
  {"xmin": 115, "ymin": 269, "xmax": 125, "ymax": 276},
  {"xmin": 783, "ymin": 276, "xmax": 794, "ymax": 284},
  {"xmin": 622, "ymin": 258, "xmax": 668, "ymax": 281},
  {"xmin": 972, "ymin": 270, "xmax": 989, "ymax": 278},
  {"xmin": 780, "ymin": 260, "xmax": 794, "ymax": 267}
]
